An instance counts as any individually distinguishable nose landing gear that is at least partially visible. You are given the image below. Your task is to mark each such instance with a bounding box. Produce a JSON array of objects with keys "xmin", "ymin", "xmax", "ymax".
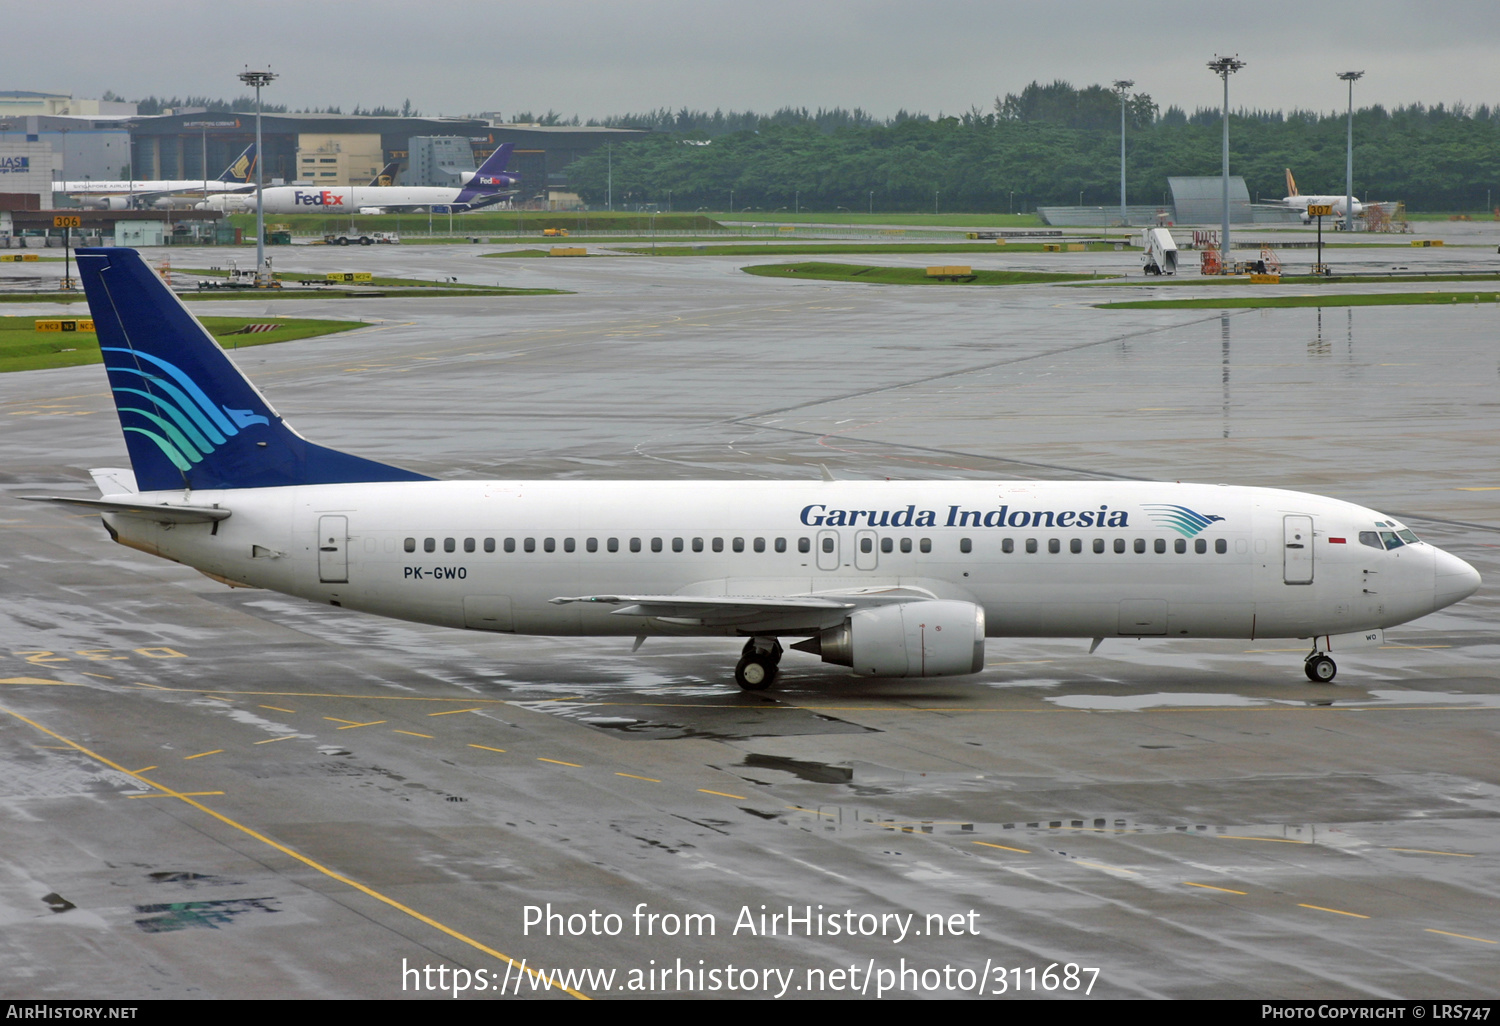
[{"xmin": 735, "ymin": 638, "xmax": 784, "ymax": 691}]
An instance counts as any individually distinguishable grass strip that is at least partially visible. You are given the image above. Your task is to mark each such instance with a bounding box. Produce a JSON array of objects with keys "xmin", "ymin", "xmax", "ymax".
[
  {"xmin": 1097, "ymin": 291, "xmax": 1500, "ymax": 310},
  {"xmin": 1079, "ymin": 272, "xmax": 1500, "ymax": 287},
  {"xmin": 0, "ymin": 315, "xmax": 366, "ymax": 373},
  {"xmin": 628, "ymin": 241, "xmax": 1125, "ymax": 257},
  {"xmin": 743, "ymin": 261, "xmax": 1103, "ymax": 286},
  {"xmin": 0, "ymin": 287, "xmax": 564, "ymax": 304}
]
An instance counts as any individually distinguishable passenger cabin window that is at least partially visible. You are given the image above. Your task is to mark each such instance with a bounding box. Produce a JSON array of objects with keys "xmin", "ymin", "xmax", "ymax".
[
  {"xmin": 1154, "ymin": 539, "xmax": 1166, "ymax": 554},
  {"xmin": 1195, "ymin": 539, "xmax": 1206, "ymax": 554},
  {"xmin": 920, "ymin": 538, "xmax": 931, "ymax": 554},
  {"xmin": 754, "ymin": 538, "xmax": 766, "ymax": 553},
  {"xmin": 424, "ymin": 538, "xmax": 436, "ymax": 553},
  {"xmin": 959, "ymin": 538, "xmax": 972, "ymax": 554},
  {"xmin": 1115, "ymin": 539, "xmax": 1126, "ymax": 554},
  {"xmin": 464, "ymin": 538, "xmax": 475, "ymax": 553},
  {"xmin": 1071, "ymin": 539, "xmax": 1083, "ymax": 554},
  {"xmin": 901, "ymin": 538, "xmax": 913, "ymax": 553},
  {"xmin": 775, "ymin": 538, "xmax": 787, "ymax": 553},
  {"xmin": 1001, "ymin": 538, "xmax": 1014, "ymax": 554},
  {"xmin": 544, "ymin": 538, "xmax": 556, "ymax": 553},
  {"xmin": 524, "ymin": 538, "xmax": 536, "ymax": 553},
  {"xmin": 443, "ymin": 538, "xmax": 455, "ymax": 553},
  {"xmin": 713, "ymin": 538, "xmax": 724, "ymax": 553},
  {"xmin": 881, "ymin": 538, "xmax": 893, "ymax": 553},
  {"xmin": 862, "ymin": 537, "xmax": 876, "ymax": 554},
  {"xmin": 673, "ymin": 538, "xmax": 684, "ymax": 553},
  {"xmin": 651, "ymin": 538, "xmax": 663, "ymax": 553},
  {"xmin": 821, "ymin": 537, "xmax": 834, "ymax": 554},
  {"xmin": 505, "ymin": 538, "xmax": 516, "ymax": 553},
  {"xmin": 607, "ymin": 538, "xmax": 619, "ymax": 553},
  {"xmin": 1093, "ymin": 539, "xmax": 1104, "ymax": 554},
  {"xmin": 630, "ymin": 538, "xmax": 642, "ymax": 553},
  {"xmin": 1174, "ymin": 538, "xmax": 1186, "ymax": 554},
  {"xmin": 484, "ymin": 538, "xmax": 495, "ymax": 553},
  {"xmin": 586, "ymin": 538, "xmax": 597, "ymax": 553},
  {"xmin": 404, "ymin": 537, "xmax": 416, "ymax": 553},
  {"xmin": 563, "ymin": 538, "xmax": 575, "ymax": 553},
  {"xmin": 798, "ymin": 538, "xmax": 811, "ymax": 554},
  {"xmin": 1048, "ymin": 539, "xmax": 1060, "ymax": 554},
  {"xmin": 691, "ymin": 537, "xmax": 703, "ymax": 553},
  {"xmin": 1215, "ymin": 539, "xmax": 1227, "ymax": 554},
  {"xmin": 1025, "ymin": 538, "xmax": 1038, "ymax": 554},
  {"xmin": 1134, "ymin": 539, "xmax": 1145, "ymax": 554}
]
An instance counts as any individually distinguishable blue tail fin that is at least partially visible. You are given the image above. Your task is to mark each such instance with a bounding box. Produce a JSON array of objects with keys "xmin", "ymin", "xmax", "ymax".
[
  {"xmin": 75, "ymin": 248, "xmax": 432, "ymax": 492},
  {"xmin": 218, "ymin": 142, "xmax": 258, "ymax": 184}
]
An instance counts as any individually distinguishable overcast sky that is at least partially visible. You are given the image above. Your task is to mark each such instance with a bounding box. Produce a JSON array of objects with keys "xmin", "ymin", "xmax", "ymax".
[{"xmin": 11, "ymin": 0, "xmax": 1500, "ymax": 120}]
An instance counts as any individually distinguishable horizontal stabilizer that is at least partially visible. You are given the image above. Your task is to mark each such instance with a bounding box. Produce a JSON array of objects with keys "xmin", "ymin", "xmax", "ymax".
[{"xmin": 20, "ymin": 495, "xmax": 231, "ymax": 524}]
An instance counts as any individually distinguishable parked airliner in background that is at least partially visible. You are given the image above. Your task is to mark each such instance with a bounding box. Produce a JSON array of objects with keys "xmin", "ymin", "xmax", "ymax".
[
  {"xmin": 24, "ymin": 249, "xmax": 1481, "ymax": 690},
  {"xmin": 1271, "ymin": 168, "xmax": 1364, "ymax": 223},
  {"xmin": 204, "ymin": 144, "xmax": 518, "ymax": 215},
  {"xmin": 58, "ymin": 144, "xmax": 258, "ymax": 210}
]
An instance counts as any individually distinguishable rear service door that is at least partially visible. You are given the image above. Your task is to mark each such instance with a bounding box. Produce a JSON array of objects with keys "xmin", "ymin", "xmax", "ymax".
[
  {"xmin": 1284, "ymin": 515, "xmax": 1314, "ymax": 585},
  {"xmin": 318, "ymin": 515, "xmax": 349, "ymax": 583},
  {"xmin": 854, "ymin": 530, "xmax": 878, "ymax": 571}
]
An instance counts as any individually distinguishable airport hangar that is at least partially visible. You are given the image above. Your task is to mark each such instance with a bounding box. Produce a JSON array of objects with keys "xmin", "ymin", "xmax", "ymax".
[{"xmin": 125, "ymin": 114, "xmax": 648, "ymax": 209}]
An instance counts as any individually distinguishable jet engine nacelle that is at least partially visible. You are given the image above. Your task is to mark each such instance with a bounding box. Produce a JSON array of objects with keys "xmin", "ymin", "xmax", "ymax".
[
  {"xmin": 104, "ymin": 195, "xmax": 135, "ymax": 211},
  {"xmin": 797, "ymin": 600, "xmax": 985, "ymax": 677}
]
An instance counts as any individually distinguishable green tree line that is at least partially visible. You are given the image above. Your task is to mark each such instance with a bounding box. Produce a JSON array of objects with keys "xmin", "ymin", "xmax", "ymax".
[{"xmin": 567, "ymin": 83, "xmax": 1500, "ymax": 213}]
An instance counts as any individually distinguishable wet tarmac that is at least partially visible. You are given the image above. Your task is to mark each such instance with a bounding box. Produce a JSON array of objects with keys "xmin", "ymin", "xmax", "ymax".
[{"xmin": 1, "ymin": 226, "xmax": 1496, "ymax": 999}]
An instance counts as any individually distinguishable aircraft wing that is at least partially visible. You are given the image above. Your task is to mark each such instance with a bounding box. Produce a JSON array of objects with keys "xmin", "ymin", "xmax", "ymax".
[
  {"xmin": 20, "ymin": 495, "xmax": 231, "ymax": 524},
  {"xmin": 550, "ymin": 586, "xmax": 937, "ymax": 628}
]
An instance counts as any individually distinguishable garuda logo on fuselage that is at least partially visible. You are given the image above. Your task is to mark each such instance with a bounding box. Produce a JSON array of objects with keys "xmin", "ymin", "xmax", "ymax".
[
  {"xmin": 1143, "ymin": 504, "xmax": 1225, "ymax": 537},
  {"xmin": 102, "ymin": 347, "xmax": 269, "ymax": 472}
]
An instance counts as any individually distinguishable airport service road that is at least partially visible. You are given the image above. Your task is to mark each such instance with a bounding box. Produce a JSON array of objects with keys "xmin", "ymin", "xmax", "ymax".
[{"xmin": 0, "ymin": 242, "xmax": 1496, "ymax": 999}]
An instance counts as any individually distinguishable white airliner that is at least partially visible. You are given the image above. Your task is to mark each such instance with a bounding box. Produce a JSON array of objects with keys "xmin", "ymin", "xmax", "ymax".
[
  {"xmin": 59, "ymin": 143, "xmax": 258, "ymax": 210},
  {"xmin": 24, "ymin": 249, "xmax": 1481, "ymax": 690},
  {"xmin": 205, "ymin": 144, "xmax": 519, "ymax": 216},
  {"xmin": 1272, "ymin": 168, "xmax": 1364, "ymax": 223}
]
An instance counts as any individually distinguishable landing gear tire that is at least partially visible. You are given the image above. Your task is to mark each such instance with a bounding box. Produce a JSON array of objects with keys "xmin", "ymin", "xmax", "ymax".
[
  {"xmin": 1305, "ymin": 655, "xmax": 1337, "ymax": 683},
  {"xmin": 735, "ymin": 655, "xmax": 777, "ymax": 692}
]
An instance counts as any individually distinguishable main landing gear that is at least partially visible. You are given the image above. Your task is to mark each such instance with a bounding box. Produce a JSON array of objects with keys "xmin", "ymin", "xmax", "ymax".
[
  {"xmin": 1304, "ymin": 650, "xmax": 1337, "ymax": 683},
  {"xmin": 735, "ymin": 638, "xmax": 784, "ymax": 692}
]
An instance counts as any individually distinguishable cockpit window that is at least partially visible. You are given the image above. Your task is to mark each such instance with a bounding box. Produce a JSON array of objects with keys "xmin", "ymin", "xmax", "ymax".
[
  {"xmin": 1379, "ymin": 531, "xmax": 1404, "ymax": 550},
  {"xmin": 1397, "ymin": 529, "xmax": 1420, "ymax": 544},
  {"xmin": 1358, "ymin": 531, "xmax": 1382, "ymax": 549}
]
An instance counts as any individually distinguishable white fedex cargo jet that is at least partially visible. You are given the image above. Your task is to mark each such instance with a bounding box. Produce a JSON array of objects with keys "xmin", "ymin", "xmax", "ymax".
[
  {"xmin": 206, "ymin": 144, "xmax": 518, "ymax": 215},
  {"xmin": 25, "ymin": 249, "xmax": 1481, "ymax": 691}
]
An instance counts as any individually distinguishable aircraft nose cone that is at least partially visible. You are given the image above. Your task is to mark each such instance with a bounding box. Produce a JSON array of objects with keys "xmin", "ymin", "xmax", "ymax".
[{"xmin": 1433, "ymin": 548, "xmax": 1481, "ymax": 610}]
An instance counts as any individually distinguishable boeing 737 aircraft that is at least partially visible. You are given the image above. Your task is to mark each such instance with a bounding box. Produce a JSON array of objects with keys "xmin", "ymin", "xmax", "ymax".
[
  {"xmin": 1271, "ymin": 169, "xmax": 1364, "ymax": 223},
  {"xmin": 207, "ymin": 144, "xmax": 518, "ymax": 215},
  {"xmin": 60, "ymin": 144, "xmax": 258, "ymax": 210},
  {"xmin": 24, "ymin": 249, "xmax": 1481, "ymax": 691}
]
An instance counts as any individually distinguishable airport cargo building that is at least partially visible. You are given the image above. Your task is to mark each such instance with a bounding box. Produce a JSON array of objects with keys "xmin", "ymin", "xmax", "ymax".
[{"xmin": 128, "ymin": 114, "xmax": 646, "ymax": 208}]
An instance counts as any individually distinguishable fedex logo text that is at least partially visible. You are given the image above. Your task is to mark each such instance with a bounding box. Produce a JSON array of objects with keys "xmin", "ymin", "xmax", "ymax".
[{"xmin": 293, "ymin": 190, "xmax": 346, "ymax": 206}]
